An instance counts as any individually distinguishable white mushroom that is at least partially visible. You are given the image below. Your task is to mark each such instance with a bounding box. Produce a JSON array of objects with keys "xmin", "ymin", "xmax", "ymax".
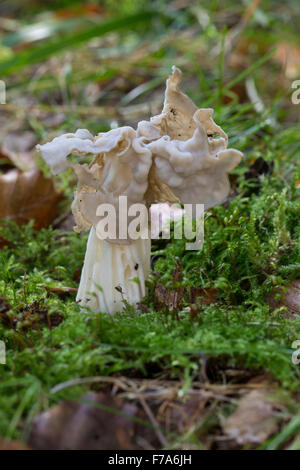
[
  {"xmin": 37, "ymin": 66, "xmax": 242, "ymax": 315},
  {"xmin": 38, "ymin": 126, "xmax": 154, "ymax": 313}
]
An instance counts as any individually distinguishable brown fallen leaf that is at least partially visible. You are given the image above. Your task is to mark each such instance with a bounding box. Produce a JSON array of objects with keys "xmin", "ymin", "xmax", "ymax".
[
  {"xmin": 0, "ymin": 168, "xmax": 62, "ymax": 229},
  {"xmin": 267, "ymin": 280, "xmax": 300, "ymax": 319},
  {"xmin": 274, "ymin": 42, "xmax": 300, "ymax": 79},
  {"xmin": 1, "ymin": 131, "xmax": 38, "ymax": 171},
  {"xmin": 222, "ymin": 384, "xmax": 282, "ymax": 446},
  {"xmin": 29, "ymin": 392, "xmax": 157, "ymax": 450}
]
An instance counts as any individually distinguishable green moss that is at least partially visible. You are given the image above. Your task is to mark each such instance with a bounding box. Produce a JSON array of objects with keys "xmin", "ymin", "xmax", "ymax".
[
  {"xmin": 0, "ymin": 118, "xmax": 300, "ymax": 438},
  {"xmin": 0, "ymin": 0, "xmax": 299, "ymax": 445}
]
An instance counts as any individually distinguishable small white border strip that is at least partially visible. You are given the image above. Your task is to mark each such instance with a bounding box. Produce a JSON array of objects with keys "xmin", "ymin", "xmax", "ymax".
[{"xmin": 0, "ymin": 340, "xmax": 6, "ymax": 365}]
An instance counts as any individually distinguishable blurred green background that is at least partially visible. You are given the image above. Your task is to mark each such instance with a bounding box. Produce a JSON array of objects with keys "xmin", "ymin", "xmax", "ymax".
[{"xmin": 0, "ymin": 0, "xmax": 299, "ymax": 138}]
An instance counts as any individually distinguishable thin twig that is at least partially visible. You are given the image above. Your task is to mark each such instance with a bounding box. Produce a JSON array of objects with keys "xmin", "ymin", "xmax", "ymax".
[
  {"xmin": 126, "ymin": 378, "xmax": 168, "ymax": 448},
  {"xmin": 44, "ymin": 285, "xmax": 78, "ymax": 296},
  {"xmin": 50, "ymin": 376, "xmax": 128, "ymax": 394}
]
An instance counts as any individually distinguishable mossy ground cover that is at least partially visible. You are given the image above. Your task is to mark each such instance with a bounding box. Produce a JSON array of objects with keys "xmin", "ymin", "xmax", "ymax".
[
  {"xmin": 0, "ymin": 117, "xmax": 299, "ymax": 444},
  {"xmin": 0, "ymin": 0, "xmax": 299, "ymax": 449}
]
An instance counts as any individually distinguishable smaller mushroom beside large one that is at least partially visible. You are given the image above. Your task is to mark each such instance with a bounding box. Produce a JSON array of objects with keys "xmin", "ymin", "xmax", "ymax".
[{"xmin": 37, "ymin": 66, "xmax": 243, "ymax": 314}]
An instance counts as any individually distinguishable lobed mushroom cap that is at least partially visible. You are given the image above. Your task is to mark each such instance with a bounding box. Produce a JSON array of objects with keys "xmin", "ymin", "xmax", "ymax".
[
  {"xmin": 146, "ymin": 66, "xmax": 243, "ymax": 209},
  {"xmin": 37, "ymin": 66, "xmax": 243, "ymax": 238}
]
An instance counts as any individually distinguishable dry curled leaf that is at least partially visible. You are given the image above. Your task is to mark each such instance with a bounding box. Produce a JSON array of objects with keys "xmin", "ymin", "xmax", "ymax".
[
  {"xmin": 0, "ymin": 168, "xmax": 62, "ymax": 229},
  {"xmin": 1, "ymin": 131, "xmax": 38, "ymax": 171},
  {"xmin": 222, "ymin": 385, "xmax": 281, "ymax": 446},
  {"xmin": 29, "ymin": 392, "xmax": 156, "ymax": 450}
]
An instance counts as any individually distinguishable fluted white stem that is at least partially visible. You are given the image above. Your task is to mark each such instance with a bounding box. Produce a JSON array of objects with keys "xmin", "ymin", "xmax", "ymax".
[{"xmin": 76, "ymin": 227, "xmax": 151, "ymax": 314}]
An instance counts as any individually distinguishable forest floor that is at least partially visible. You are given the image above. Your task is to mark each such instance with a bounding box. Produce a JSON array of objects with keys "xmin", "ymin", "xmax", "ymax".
[{"xmin": 0, "ymin": 0, "xmax": 299, "ymax": 450}]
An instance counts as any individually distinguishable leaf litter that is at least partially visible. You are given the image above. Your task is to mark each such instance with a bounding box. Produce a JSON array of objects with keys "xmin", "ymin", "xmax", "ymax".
[{"xmin": 26, "ymin": 373, "xmax": 287, "ymax": 450}]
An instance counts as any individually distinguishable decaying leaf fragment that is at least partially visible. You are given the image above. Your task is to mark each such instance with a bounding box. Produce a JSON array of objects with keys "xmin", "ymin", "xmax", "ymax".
[
  {"xmin": 222, "ymin": 386, "xmax": 282, "ymax": 446},
  {"xmin": 29, "ymin": 392, "xmax": 157, "ymax": 450},
  {"xmin": 0, "ymin": 132, "xmax": 62, "ymax": 230},
  {"xmin": 0, "ymin": 168, "xmax": 62, "ymax": 230},
  {"xmin": 1, "ymin": 131, "xmax": 38, "ymax": 171}
]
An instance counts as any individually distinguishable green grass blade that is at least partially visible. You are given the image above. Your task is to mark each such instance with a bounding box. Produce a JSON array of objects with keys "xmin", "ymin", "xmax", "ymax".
[
  {"xmin": 267, "ymin": 413, "xmax": 300, "ymax": 450},
  {"xmin": 0, "ymin": 11, "xmax": 156, "ymax": 76},
  {"xmin": 223, "ymin": 47, "xmax": 277, "ymax": 93},
  {"xmin": 2, "ymin": 18, "xmax": 93, "ymax": 48}
]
